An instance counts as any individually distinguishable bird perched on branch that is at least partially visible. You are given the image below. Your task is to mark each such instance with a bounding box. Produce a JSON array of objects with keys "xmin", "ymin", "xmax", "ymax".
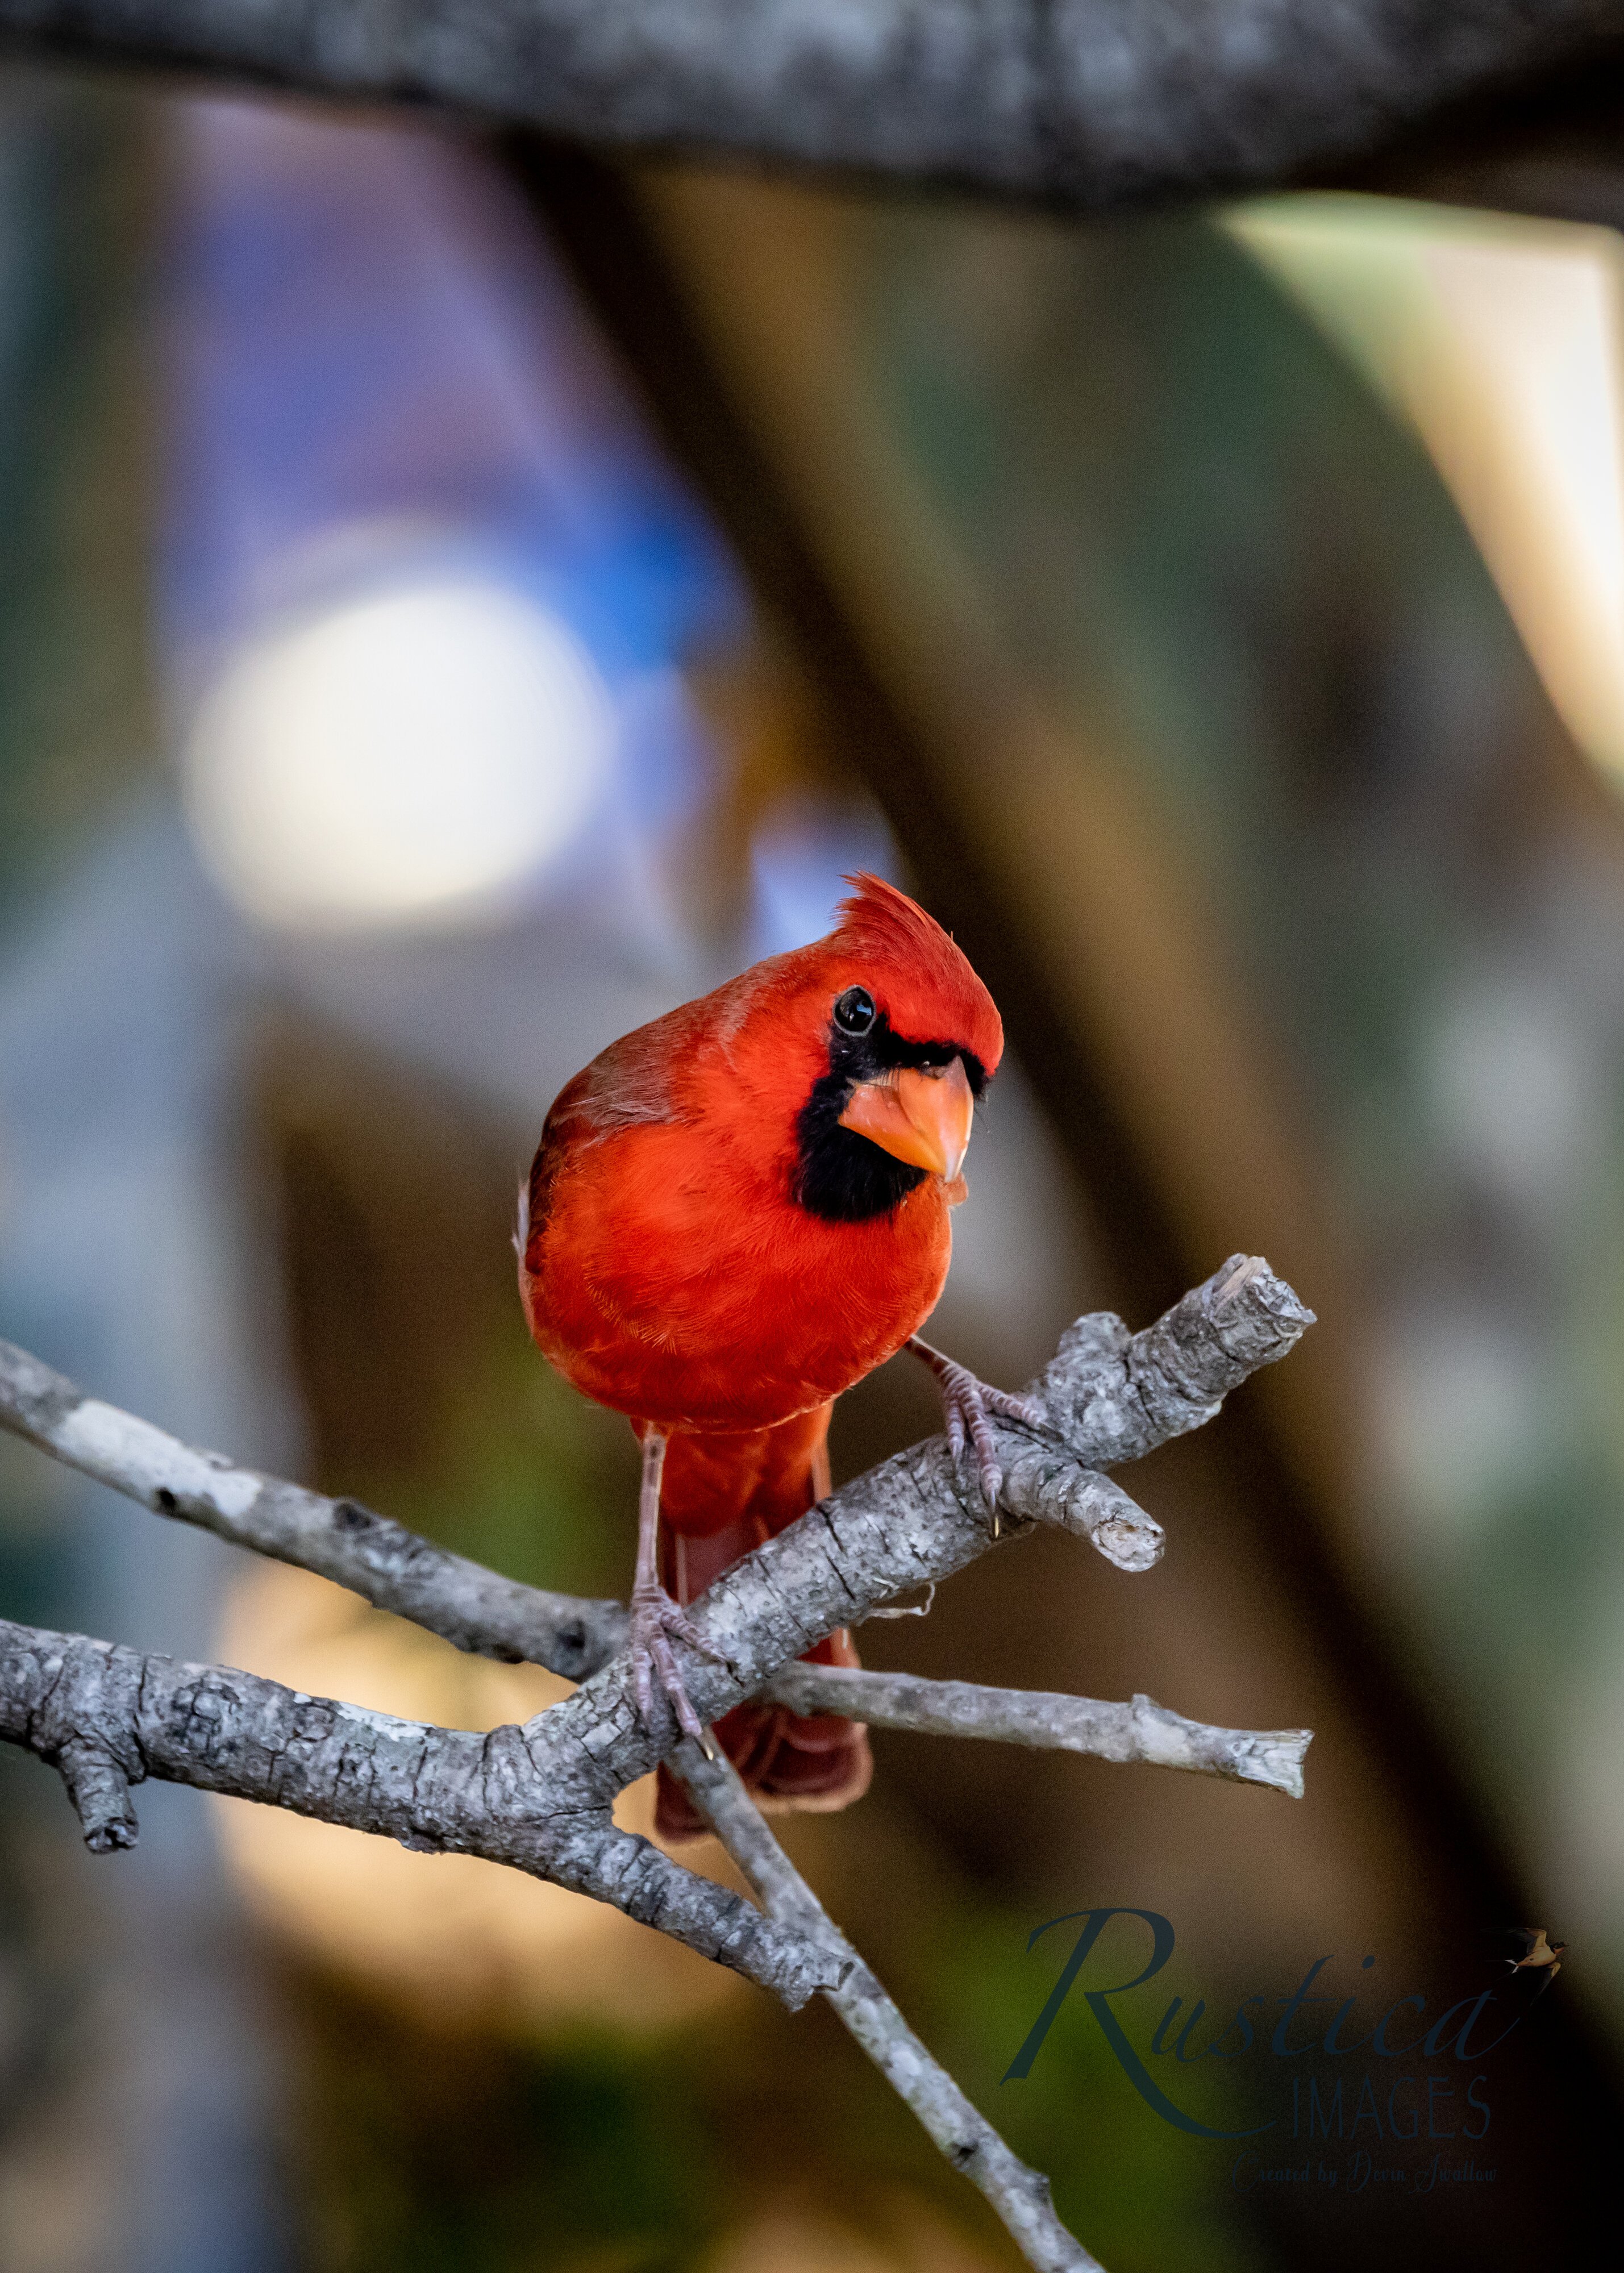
[{"xmin": 519, "ymin": 873, "xmax": 1035, "ymax": 1839}]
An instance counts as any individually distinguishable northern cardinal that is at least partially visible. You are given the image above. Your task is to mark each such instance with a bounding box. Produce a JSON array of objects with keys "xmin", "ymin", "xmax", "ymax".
[{"xmin": 519, "ymin": 873, "xmax": 1034, "ymax": 1839}]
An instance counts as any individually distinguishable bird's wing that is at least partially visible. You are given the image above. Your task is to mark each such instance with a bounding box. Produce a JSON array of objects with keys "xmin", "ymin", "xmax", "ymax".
[
  {"xmin": 522, "ymin": 990, "xmax": 729, "ymax": 1285},
  {"xmin": 571, "ymin": 1022, "xmax": 686, "ymax": 1135},
  {"xmin": 564, "ymin": 981, "xmax": 761, "ymax": 1143}
]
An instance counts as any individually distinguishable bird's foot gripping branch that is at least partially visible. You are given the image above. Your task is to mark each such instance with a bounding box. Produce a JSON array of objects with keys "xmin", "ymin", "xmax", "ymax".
[{"xmin": 0, "ymin": 1255, "xmax": 1313, "ymax": 2273}]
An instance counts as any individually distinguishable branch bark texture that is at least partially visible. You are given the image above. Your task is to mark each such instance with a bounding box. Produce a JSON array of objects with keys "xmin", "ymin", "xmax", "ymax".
[
  {"xmin": 0, "ymin": 1337, "xmax": 627, "ymax": 1680},
  {"xmin": 0, "ymin": 1256, "xmax": 1314, "ymax": 2271},
  {"xmin": 768, "ymin": 1664, "xmax": 1312, "ymax": 1796},
  {"xmin": 2, "ymin": 1, "xmax": 1621, "ymax": 211},
  {"xmin": 678, "ymin": 1738, "xmax": 1102, "ymax": 2273},
  {"xmin": 0, "ymin": 1614, "xmax": 845, "ymax": 2002},
  {"xmin": 5, "ymin": 1254, "xmax": 1312, "ymax": 1810}
]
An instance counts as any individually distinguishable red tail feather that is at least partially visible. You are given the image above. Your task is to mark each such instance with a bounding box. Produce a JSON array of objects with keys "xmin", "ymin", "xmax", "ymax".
[{"xmin": 649, "ymin": 1409, "xmax": 872, "ymax": 1843}]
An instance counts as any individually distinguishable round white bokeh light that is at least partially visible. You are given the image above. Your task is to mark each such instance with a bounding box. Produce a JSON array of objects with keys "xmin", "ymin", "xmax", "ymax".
[{"xmin": 185, "ymin": 577, "xmax": 615, "ymax": 930}]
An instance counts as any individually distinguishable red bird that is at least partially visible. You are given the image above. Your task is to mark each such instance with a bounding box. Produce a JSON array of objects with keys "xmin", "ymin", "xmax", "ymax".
[{"xmin": 519, "ymin": 874, "xmax": 1033, "ymax": 1839}]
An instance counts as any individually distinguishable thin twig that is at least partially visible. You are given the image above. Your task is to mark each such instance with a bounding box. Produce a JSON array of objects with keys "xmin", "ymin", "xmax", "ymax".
[
  {"xmin": 767, "ymin": 1665, "xmax": 1313, "ymax": 1797},
  {"xmin": 678, "ymin": 1740, "xmax": 1102, "ymax": 2273}
]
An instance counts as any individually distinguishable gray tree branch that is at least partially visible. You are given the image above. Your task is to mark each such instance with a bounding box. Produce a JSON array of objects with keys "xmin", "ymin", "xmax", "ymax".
[
  {"xmin": 0, "ymin": 1612, "xmax": 845, "ymax": 2003},
  {"xmin": 0, "ymin": 1251, "xmax": 1300, "ymax": 1709},
  {"xmin": 767, "ymin": 1663, "xmax": 1313, "ymax": 1796},
  {"xmin": 0, "ymin": 1257, "xmax": 1314, "ymax": 1815},
  {"xmin": 1, "ymin": 0, "xmax": 1620, "ymax": 210},
  {"xmin": 0, "ymin": 1255, "xmax": 1313, "ymax": 2272},
  {"xmin": 678, "ymin": 1736, "xmax": 1102, "ymax": 2273},
  {"xmin": 0, "ymin": 1335, "xmax": 628, "ymax": 1680}
]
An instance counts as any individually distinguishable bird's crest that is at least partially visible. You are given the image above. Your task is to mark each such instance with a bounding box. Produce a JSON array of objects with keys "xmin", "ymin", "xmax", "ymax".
[
  {"xmin": 831, "ymin": 872, "xmax": 1002, "ymax": 1071},
  {"xmin": 834, "ymin": 872, "xmax": 951, "ymax": 965}
]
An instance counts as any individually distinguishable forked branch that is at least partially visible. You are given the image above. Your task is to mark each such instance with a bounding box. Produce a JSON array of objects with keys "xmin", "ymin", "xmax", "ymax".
[{"xmin": 0, "ymin": 1255, "xmax": 1314, "ymax": 2272}]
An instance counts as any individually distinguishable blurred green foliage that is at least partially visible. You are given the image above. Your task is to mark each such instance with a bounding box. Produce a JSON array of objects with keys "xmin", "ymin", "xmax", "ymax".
[
  {"xmin": 924, "ymin": 1905, "xmax": 1267, "ymax": 2273},
  {"xmin": 384, "ymin": 1326, "xmax": 641, "ymax": 1606},
  {"xmin": 282, "ymin": 1878, "xmax": 1275, "ymax": 2273}
]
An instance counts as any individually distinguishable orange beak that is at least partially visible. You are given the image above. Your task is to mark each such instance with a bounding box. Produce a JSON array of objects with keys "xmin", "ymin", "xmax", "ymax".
[{"xmin": 838, "ymin": 1057, "xmax": 975, "ymax": 1181}]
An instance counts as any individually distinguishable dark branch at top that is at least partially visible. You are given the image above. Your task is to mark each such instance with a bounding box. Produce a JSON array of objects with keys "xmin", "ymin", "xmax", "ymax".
[{"xmin": 2, "ymin": 1, "xmax": 1622, "ymax": 212}]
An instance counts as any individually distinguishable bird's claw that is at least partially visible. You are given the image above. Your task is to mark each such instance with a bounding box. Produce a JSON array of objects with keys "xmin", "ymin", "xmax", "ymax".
[
  {"xmin": 629, "ymin": 1580, "xmax": 726, "ymax": 1747},
  {"xmin": 909, "ymin": 1338, "xmax": 1042, "ymax": 1522}
]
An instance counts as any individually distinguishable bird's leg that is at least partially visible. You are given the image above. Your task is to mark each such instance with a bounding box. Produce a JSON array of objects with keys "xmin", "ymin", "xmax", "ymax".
[
  {"xmin": 630, "ymin": 1430, "xmax": 725, "ymax": 1754},
  {"xmin": 905, "ymin": 1338, "xmax": 1043, "ymax": 1527}
]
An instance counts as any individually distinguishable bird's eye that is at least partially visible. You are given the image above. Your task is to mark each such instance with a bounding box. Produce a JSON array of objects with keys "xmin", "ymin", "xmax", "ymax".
[{"xmin": 832, "ymin": 986, "xmax": 876, "ymax": 1036}]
